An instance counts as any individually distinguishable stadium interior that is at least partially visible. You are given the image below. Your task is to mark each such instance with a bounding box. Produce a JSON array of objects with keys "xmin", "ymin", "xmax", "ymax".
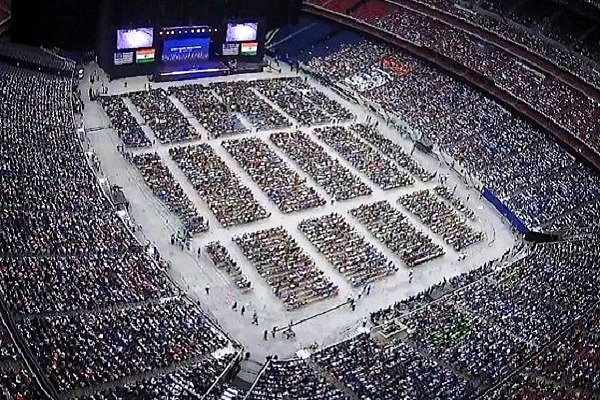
[{"xmin": 1, "ymin": 0, "xmax": 600, "ymax": 399}]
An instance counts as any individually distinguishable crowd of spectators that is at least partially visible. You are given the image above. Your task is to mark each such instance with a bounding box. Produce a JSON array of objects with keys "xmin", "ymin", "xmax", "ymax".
[
  {"xmin": 313, "ymin": 333, "xmax": 478, "ymax": 400},
  {"xmin": 351, "ymin": 123, "xmax": 436, "ymax": 182},
  {"xmin": 20, "ymin": 298, "xmax": 229, "ymax": 392},
  {"xmin": 252, "ymin": 77, "xmax": 354, "ymax": 125},
  {"xmin": 546, "ymin": 198, "xmax": 600, "ymax": 232},
  {"xmin": 99, "ymin": 95, "xmax": 152, "ymax": 147},
  {"xmin": 222, "ymin": 137, "xmax": 326, "ymax": 213},
  {"xmin": 72, "ymin": 354, "xmax": 237, "ymax": 400},
  {"xmin": 350, "ymin": 201, "xmax": 445, "ymax": 267},
  {"xmin": 233, "ymin": 226, "xmax": 339, "ymax": 310},
  {"xmin": 482, "ymin": 372, "xmax": 582, "ymax": 400},
  {"xmin": 300, "ymin": 36, "xmax": 600, "ymax": 230},
  {"xmin": 247, "ymin": 358, "xmax": 347, "ymax": 400},
  {"xmin": 298, "ymin": 213, "xmax": 397, "ymax": 286},
  {"xmin": 332, "ymin": 2, "xmax": 600, "ymax": 153},
  {"xmin": 0, "ymin": 57, "xmax": 235, "ymax": 398},
  {"xmin": 127, "ymin": 89, "xmax": 200, "ymax": 143},
  {"xmin": 526, "ymin": 306, "xmax": 600, "ymax": 395},
  {"xmin": 506, "ymin": 165, "xmax": 600, "ymax": 228},
  {"xmin": 132, "ymin": 152, "xmax": 209, "ymax": 234},
  {"xmin": 210, "ymin": 81, "xmax": 291, "ymax": 130},
  {"xmin": 304, "ymin": 41, "xmax": 393, "ymax": 84},
  {"xmin": 314, "ymin": 125, "xmax": 414, "ymax": 189},
  {"xmin": 205, "ymin": 241, "xmax": 252, "ymax": 291},
  {"xmin": 251, "ymin": 236, "xmax": 596, "ymax": 399},
  {"xmin": 168, "ymin": 84, "xmax": 248, "ymax": 138},
  {"xmin": 0, "ymin": 325, "xmax": 18, "ymax": 364},
  {"xmin": 0, "ymin": 252, "xmax": 178, "ymax": 315},
  {"xmin": 270, "ymin": 131, "xmax": 372, "ymax": 200},
  {"xmin": 433, "ymin": 185, "xmax": 476, "ymax": 220},
  {"xmin": 398, "ymin": 189, "xmax": 484, "ymax": 250},
  {"xmin": 0, "ymin": 364, "xmax": 47, "ymax": 400},
  {"xmin": 169, "ymin": 144, "xmax": 270, "ymax": 227}
]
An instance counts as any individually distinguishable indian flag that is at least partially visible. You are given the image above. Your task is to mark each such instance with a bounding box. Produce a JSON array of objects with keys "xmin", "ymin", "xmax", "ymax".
[{"xmin": 136, "ymin": 48, "xmax": 155, "ymax": 63}]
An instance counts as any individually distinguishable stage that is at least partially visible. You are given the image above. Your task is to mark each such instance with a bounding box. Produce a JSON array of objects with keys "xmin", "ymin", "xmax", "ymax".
[{"xmin": 153, "ymin": 60, "xmax": 266, "ymax": 82}]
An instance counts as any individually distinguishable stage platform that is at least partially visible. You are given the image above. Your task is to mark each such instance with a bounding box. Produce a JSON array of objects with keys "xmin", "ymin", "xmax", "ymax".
[
  {"xmin": 154, "ymin": 61, "xmax": 230, "ymax": 82},
  {"xmin": 154, "ymin": 60, "xmax": 266, "ymax": 82}
]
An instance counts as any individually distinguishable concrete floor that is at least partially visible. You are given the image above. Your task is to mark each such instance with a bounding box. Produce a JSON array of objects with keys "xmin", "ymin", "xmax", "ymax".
[{"xmin": 81, "ymin": 61, "xmax": 516, "ymax": 362}]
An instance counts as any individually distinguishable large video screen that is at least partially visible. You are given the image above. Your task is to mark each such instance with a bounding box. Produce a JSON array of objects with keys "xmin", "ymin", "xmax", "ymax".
[
  {"xmin": 117, "ymin": 27, "xmax": 154, "ymax": 50},
  {"xmin": 226, "ymin": 22, "xmax": 258, "ymax": 42},
  {"xmin": 162, "ymin": 37, "xmax": 211, "ymax": 63}
]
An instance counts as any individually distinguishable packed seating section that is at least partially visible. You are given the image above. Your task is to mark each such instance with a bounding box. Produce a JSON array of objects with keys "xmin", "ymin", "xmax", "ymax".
[
  {"xmin": 298, "ymin": 213, "xmax": 397, "ymax": 286},
  {"xmin": 398, "ymin": 189, "xmax": 483, "ymax": 250},
  {"xmin": 301, "ymin": 34, "xmax": 600, "ymax": 230},
  {"xmin": 313, "ymin": 0, "xmax": 600, "ymax": 155},
  {"xmin": 350, "ymin": 201, "xmax": 445, "ymax": 267},
  {"xmin": 127, "ymin": 88, "xmax": 200, "ymax": 143},
  {"xmin": 72, "ymin": 354, "xmax": 236, "ymax": 400},
  {"xmin": 20, "ymin": 298, "xmax": 229, "ymax": 392},
  {"xmin": 233, "ymin": 226, "xmax": 339, "ymax": 310},
  {"xmin": 252, "ymin": 77, "xmax": 354, "ymax": 125},
  {"xmin": 270, "ymin": 131, "xmax": 372, "ymax": 201},
  {"xmin": 205, "ymin": 241, "xmax": 252, "ymax": 291},
  {"xmin": 170, "ymin": 143, "xmax": 270, "ymax": 227},
  {"xmin": 211, "ymin": 81, "xmax": 292, "ymax": 130},
  {"xmin": 168, "ymin": 84, "xmax": 248, "ymax": 138},
  {"xmin": 99, "ymin": 95, "xmax": 151, "ymax": 147},
  {"xmin": 0, "ymin": 59, "xmax": 235, "ymax": 398},
  {"xmin": 132, "ymin": 152, "xmax": 210, "ymax": 234},
  {"xmin": 314, "ymin": 125, "xmax": 414, "ymax": 189},
  {"xmin": 248, "ymin": 235, "xmax": 600, "ymax": 399},
  {"xmin": 246, "ymin": 358, "xmax": 347, "ymax": 400},
  {"xmin": 222, "ymin": 137, "xmax": 327, "ymax": 213}
]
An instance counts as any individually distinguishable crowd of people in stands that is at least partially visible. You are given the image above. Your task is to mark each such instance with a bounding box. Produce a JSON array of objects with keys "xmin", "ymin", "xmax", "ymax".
[
  {"xmin": 270, "ymin": 131, "xmax": 372, "ymax": 201},
  {"xmin": 99, "ymin": 95, "xmax": 152, "ymax": 147},
  {"xmin": 222, "ymin": 137, "xmax": 327, "ymax": 213},
  {"xmin": 314, "ymin": 333, "xmax": 478, "ymax": 399},
  {"xmin": 302, "ymin": 37, "xmax": 600, "ymax": 229},
  {"xmin": 299, "ymin": 213, "xmax": 397, "ymax": 286},
  {"xmin": 252, "ymin": 77, "xmax": 354, "ymax": 125},
  {"xmin": 132, "ymin": 152, "xmax": 210, "ymax": 234},
  {"xmin": 233, "ymin": 226, "xmax": 339, "ymax": 310},
  {"xmin": 319, "ymin": 0, "xmax": 600, "ymax": 153},
  {"xmin": 170, "ymin": 143, "xmax": 270, "ymax": 227},
  {"xmin": 249, "ymin": 235, "xmax": 600, "ymax": 399},
  {"xmin": 247, "ymin": 358, "xmax": 347, "ymax": 400},
  {"xmin": 127, "ymin": 89, "xmax": 200, "ymax": 143},
  {"xmin": 20, "ymin": 299, "xmax": 229, "ymax": 392},
  {"xmin": 0, "ymin": 52, "xmax": 235, "ymax": 399},
  {"xmin": 168, "ymin": 84, "xmax": 248, "ymax": 138},
  {"xmin": 205, "ymin": 241, "xmax": 252, "ymax": 291},
  {"xmin": 315, "ymin": 125, "xmax": 414, "ymax": 189},
  {"xmin": 350, "ymin": 201, "xmax": 445, "ymax": 267},
  {"xmin": 73, "ymin": 354, "xmax": 236, "ymax": 400},
  {"xmin": 398, "ymin": 189, "xmax": 484, "ymax": 250},
  {"xmin": 211, "ymin": 81, "xmax": 292, "ymax": 130}
]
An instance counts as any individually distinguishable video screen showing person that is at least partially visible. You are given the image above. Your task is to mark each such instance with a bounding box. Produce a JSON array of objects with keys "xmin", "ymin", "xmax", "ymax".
[
  {"xmin": 117, "ymin": 27, "xmax": 154, "ymax": 50},
  {"xmin": 162, "ymin": 37, "xmax": 211, "ymax": 63},
  {"xmin": 226, "ymin": 22, "xmax": 258, "ymax": 42}
]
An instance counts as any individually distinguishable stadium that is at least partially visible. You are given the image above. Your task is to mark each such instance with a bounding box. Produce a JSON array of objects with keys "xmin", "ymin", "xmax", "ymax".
[{"xmin": 1, "ymin": 0, "xmax": 600, "ymax": 398}]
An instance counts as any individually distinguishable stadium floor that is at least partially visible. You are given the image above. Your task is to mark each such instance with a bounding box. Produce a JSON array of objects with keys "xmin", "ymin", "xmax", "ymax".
[{"xmin": 81, "ymin": 60, "xmax": 516, "ymax": 361}]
